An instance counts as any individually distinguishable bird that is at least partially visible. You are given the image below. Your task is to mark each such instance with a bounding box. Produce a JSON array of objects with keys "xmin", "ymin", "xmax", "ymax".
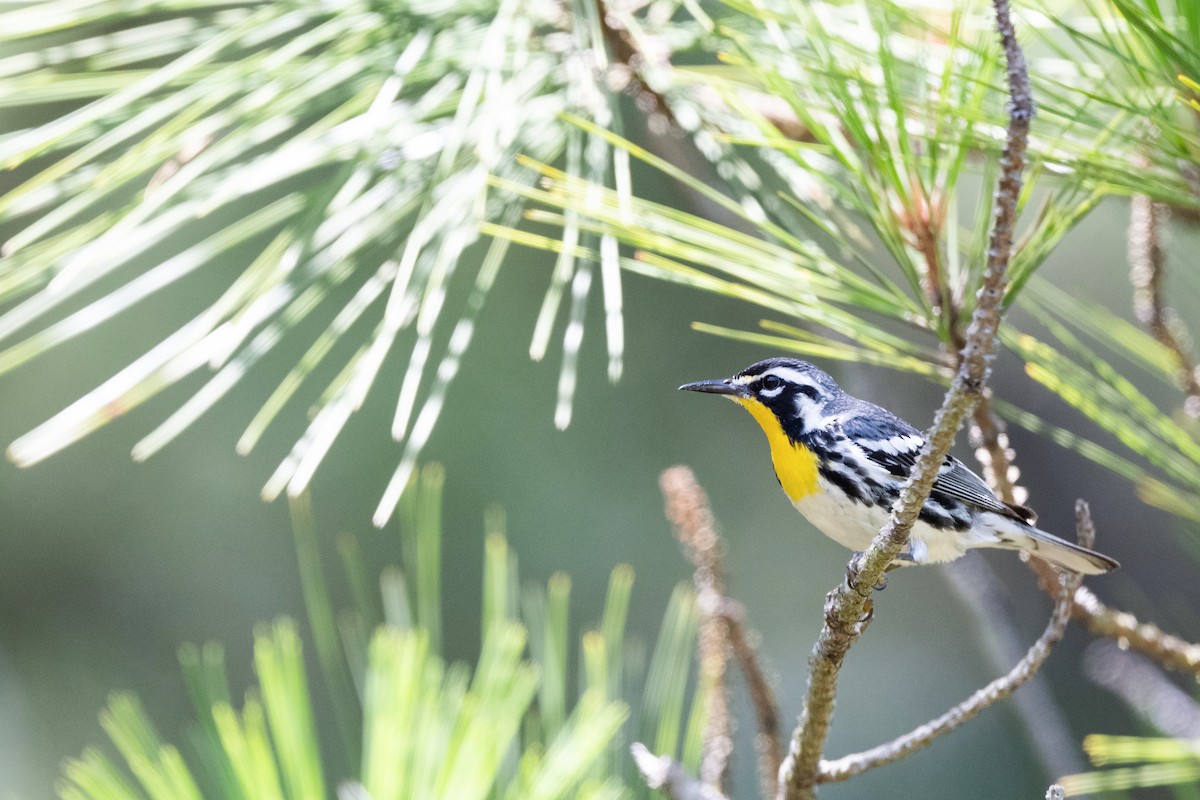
[{"xmin": 679, "ymin": 357, "xmax": 1119, "ymax": 575}]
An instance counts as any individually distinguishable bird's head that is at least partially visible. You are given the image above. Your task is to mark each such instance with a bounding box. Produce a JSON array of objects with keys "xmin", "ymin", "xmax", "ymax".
[{"xmin": 679, "ymin": 357, "xmax": 842, "ymax": 438}]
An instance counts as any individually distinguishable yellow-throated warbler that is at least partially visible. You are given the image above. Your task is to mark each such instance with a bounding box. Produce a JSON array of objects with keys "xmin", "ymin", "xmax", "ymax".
[{"xmin": 681, "ymin": 357, "xmax": 1119, "ymax": 575}]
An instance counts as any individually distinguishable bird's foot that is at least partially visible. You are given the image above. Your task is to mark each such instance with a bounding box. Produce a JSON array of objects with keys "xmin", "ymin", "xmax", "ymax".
[
  {"xmin": 853, "ymin": 597, "xmax": 875, "ymax": 635},
  {"xmin": 846, "ymin": 551, "xmax": 868, "ymax": 595},
  {"xmin": 847, "ymin": 551, "xmax": 891, "ymax": 592}
]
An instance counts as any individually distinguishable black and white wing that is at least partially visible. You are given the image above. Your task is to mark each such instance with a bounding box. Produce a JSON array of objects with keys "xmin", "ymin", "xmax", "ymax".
[{"xmin": 839, "ymin": 408, "xmax": 1033, "ymax": 522}]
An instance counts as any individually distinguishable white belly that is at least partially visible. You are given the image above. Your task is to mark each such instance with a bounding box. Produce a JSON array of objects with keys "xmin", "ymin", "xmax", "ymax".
[{"xmin": 792, "ymin": 478, "xmax": 977, "ymax": 564}]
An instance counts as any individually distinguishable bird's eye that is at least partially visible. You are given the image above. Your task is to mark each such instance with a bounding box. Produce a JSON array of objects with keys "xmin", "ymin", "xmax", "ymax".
[{"xmin": 760, "ymin": 375, "xmax": 783, "ymax": 392}]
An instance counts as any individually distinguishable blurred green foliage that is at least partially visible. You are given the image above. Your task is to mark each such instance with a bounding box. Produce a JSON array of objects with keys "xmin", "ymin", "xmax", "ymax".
[
  {"xmin": 59, "ymin": 468, "xmax": 708, "ymax": 800},
  {"xmin": 3, "ymin": 0, "xmax": 1200, "ymax": 796}
]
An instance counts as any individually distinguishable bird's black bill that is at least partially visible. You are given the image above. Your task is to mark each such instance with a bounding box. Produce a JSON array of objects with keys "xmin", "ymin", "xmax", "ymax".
[{"xmin": 678, "ymin": 378, "xmax": 746, "ymax": 397}]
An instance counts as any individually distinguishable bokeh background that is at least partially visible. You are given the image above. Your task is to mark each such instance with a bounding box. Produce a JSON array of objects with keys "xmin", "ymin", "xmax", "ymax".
[{"xmin": 3, "ymin": 139, "xmax": 1198, "ymax": 800}]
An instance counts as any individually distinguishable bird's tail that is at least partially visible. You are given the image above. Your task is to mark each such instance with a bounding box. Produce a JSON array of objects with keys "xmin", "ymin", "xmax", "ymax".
[{"xmin": 991, "ymin": 518, "xmax": 1119, "ymax": 575}]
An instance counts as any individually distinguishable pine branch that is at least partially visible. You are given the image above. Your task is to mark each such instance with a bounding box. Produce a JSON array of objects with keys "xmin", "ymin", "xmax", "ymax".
[
  {"xmin": 1128, "ymin": 181, "xmax": 1200, "ymax": 417},
  {"xmin": 1022, "ymin": 545, "xmax": 1200, "ymax": 679},
  {"xmin": 595, "ymin": 0, "xmax": 676, "ymax": 129},
  {"xmin": 776, "ymin": 1, "xmax": 1034, "ymax": 796},
  {"xmin": 816, "ymin": 504, "xmax": 1087, "ymax": 784},
  {"xmin": 660, "ymin": 465, "xmax": 782, "ymax": 798},
  {"xmin": 961, "ymin": 172, "xmax": 1200, "ymax": 685},
  {"xmin": 972, "ymin": 380, "xmax": 1200, "ymax": 695},
  {"xmin": 1071, "ymin": 590, "xmax": 1200, "ymax": 677},
  {"xmin": 970, "ymin": 396, "xmax": 1023, "ymax": 505},
  {"xmin": 660, "ymin": 466, "xmax": 735, "ymax": 792},
  {"xmin": 723, "ymin": 607, "xmax": 783, "ymax": 800},
  {"xmin": 944, "ymin": 558, "xmax": 1088, "ymax": 778}
]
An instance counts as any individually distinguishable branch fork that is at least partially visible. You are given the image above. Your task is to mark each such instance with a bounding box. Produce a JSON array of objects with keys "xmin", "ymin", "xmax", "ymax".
[
  {"xmin": 632, "ymin": 0, "xmax": 1200, "ymax": 796},
  {"xmin": 777, "ymin": 1, "xmax": 1035, "ymax": 796}
]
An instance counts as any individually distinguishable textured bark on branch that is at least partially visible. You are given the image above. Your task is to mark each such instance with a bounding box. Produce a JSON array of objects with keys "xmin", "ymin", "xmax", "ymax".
[
  {"xmin": 1072, "ymin": 589, "xmax": 1200, "ymax": 677},
  {"xmin": 944, "ymin": 558, "xmax": 1087, "ymax": 777},
  {"xmin": 660, "ymin": 466, "xmax": 733, "ymax": 792},
  {"xmin": 992, "ymin": 161, "xmax": 1200, "ymax": 676},
  {"xmin": 660, "ymin": 465, "xmax": 783, "ymax": 798},
  {"xmin": 1025, "ymin": 554, "xmax": 1200, "ymax": 679},
  {"xmin": 724, "ymin": 608, "xmax": 784, "ymax": 799},
  {"xmin": 1129, "ymin": 186, "xmax": 1200, "ymax": 417},
  {"xmin": 817, "ymin": 503, "xmax": 1089, "ymax": 783},
  {"xmin": 776, "ymin": 2, "xmax": 1034, "ymax": 797}
]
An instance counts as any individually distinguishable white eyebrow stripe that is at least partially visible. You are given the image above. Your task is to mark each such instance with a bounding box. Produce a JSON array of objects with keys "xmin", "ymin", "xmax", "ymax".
[
  {"xmin": 733, "ymin": 367, "xmax": 821, "ymax": 387},
  {"xmin": 765, "ymin": 367, "xmax": 820, "ymax": 386}
]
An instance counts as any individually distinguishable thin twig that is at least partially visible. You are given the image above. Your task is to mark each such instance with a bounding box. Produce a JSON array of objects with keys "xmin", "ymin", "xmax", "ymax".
[
  {"xmin": 1018, "ymin": 546, "xmax": 1200, "ymax": 679},
  {"xmin": 944, "ymin": 558, "xmax": 1087, "ymax": 778},
  {"xmin": 921, "ymin": 204, "xmax": 1021, "ymax": 507},
  {"xmin": 954, "ymin": 331, "xmax": 1083, "ymax": 780},
  {"xmin": 723, "ymin": 608, "xmax": 784, "ymax": 800},
  {"xmin": 905, "ymin": 187, "xmax": 955, "ymax": 340},
  {"xmin": 1129, "ymin": 181, "xmax": 1200, "ymax": 417},
  {"xmin": 923, "ymin": 52, "xmax": 1078, "ymax": 779},
  {"xmin": 776, "ymin": 2, "xmax": 1033, "ymax": 797},
  {"xmin": 595, "ymin": 0, "xmax": 678, "ymax": 130},
  {"xmin": 632, "ymin": 744, "xmax": 731, "ymax": 800},
  {"xmin": 897, "ymin": 45, "xmax": 1200, "ymax": 691},
  {"xmin": 1017, "ymin": 544, "xmax": 1200, "ymax": 679},
  {"xmin": 1071, "ymin": 588, "xmax": 1200, "ymax": 677},
  {"xmin": 976, "ymin": 388, "xmax": 1200, "ymax": 675},
  {"xmin": 660, "ymin": 466, "xmax": 783, "ymax": 795},
  {"xmin": 1038, "ymin": 507, "xmax": 1200, "ymax": 675},
  {"xmin": 914, "ymin": 188, "xmax": 1021, "ymax": 509},
  {"xmin": 1074, "ymin": 498, "xmax": 1096, "ymax": 549},
  {"xmin": 915, "ymin": 1, "xmax": 1200, "ymax": 736},
  {"xmin": 817, "ymin": 504, "xmax": 1088, "ymax": 783},
  {"xmin": 970, "ymin": 394, "xmax": 1023, "ymax": 505},
  {"xmin": 660, "ymin": 466, "xmax": 736, "ymax": 792}
]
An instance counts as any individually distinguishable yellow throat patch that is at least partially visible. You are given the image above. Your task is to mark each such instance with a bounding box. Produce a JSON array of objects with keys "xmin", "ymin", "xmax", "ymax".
[{"xmin": 736, "ymin": 398, "xmax": 820, "ymax": 501}]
